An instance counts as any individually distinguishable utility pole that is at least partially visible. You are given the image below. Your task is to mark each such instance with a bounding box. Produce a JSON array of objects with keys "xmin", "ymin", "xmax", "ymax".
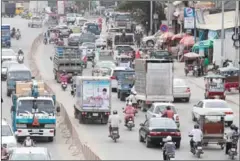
[
  {"xmin": 220, "ymin": 0, "xmax": 224, "ymax": 64},
  {"xmin": 150, "ymin": 1, "xmax": 153, "ymax": 35},
  {"xmin": 234, "ymin": 1, "xmax": 239, "ymax": 67}
]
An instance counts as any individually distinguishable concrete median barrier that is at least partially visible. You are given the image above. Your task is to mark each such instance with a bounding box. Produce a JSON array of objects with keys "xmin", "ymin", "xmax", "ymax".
[{"xmin": 28, "ymin": 34, "xmax": 101, "ymax": 160}]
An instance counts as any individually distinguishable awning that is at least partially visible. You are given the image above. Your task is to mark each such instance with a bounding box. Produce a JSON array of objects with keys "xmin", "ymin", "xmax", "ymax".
[
  {"xmin": 197, "ymin": 11, "xmax": 237, "ymax": 30},
  {"xmin": 180, "ymin": 36, "xmax": 195, "ymax": 46}
]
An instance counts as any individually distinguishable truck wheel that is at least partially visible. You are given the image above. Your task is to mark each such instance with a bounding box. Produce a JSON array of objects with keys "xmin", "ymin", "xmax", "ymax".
[
  {"xmin": 74, "ymin": 108, "xmax": 78, "ymax": 119},
  {"xmin": 7, "ymin": 90, "xmax": 11, "ymax": 97},
  {"xmin": 175, "ymin": 141, "xmax": 181, "ymax": 149},
  {"xmin": 78, "ymin": 113, "xmax": 85, "ymax": 124},
  {"xmin": 48, "ymin": 137, "xmax": 54, "ymax": 142},
  {"xmin": 117, "ymin": 91, "xmax": 120, "ymax": 98},
  {"xmin": 120, "ymin": 93, "xmax": 125, "ymax": 101}
]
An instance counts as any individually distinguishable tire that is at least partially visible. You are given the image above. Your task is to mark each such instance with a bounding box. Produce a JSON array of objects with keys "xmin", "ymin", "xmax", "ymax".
[
  {"xmin": 74, "ymin": 108, "xmax": 78, "ymax": 119},
  {"xmin": 7, "ymin": 90, "xmax": 11, "ymax": 97},
  {"xmin": 139, "ymin": 133, "xmax": 144, "ymax": 142},
  {"xmin": 78, "ymin": 113, "xmax": 83, "ymax": 124},
  {"xmin": 146, "ymin": 40, "xmax": 154, "ymax": 47},
  {"xmin": 227, "ymin": 121, "xmax": 233, "ymax": 126},
  {"xmin": 120, "ymin": 93, "xmax": 125, "ymax": 101},
  {"xmin": 175, "ymin": 141, "xmax": 181, "ymax": 149},
  {"xmin": 185, "ymin": 98, "xmax": 190, "ymax": 102},
  {"xmin": 117, "ymin": 91, "xmax": 120, "ymax": 98},
  {"xmin": 192, "ymin": 113, "xmax": 197, "ymax": 122},
  {"xmin": 197, "ymin": 152, "xmax": 201, "ymax": 158},
  {"xmin": 145, "ymin": 137, "xmax": 151, "ymax": 148},
  {"xmin": 48, "ymin": 137, "xmax": 54, "ymax": 142}
]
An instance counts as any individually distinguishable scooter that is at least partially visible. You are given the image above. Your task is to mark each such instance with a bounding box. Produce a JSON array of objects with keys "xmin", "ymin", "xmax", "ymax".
[
  {"xmin": 110, "ymin": 127, "xmax": 120, "ymax": 142},
  {"xmin": 132, "ymin": 103, "xmax": 138, "ymax": 116},
  {"xmin": 61, "ymin": 81, "xmax": 67, "ymax": 91},
  {"xmin": 16, "ymin": 33, "xmax": 21, "ymax": 40},
  {"xmin": 228, "ymin": 138, "xmax": 238, "ymax": 160},
  {"xmin": 189, "ymin": 135, "xmax": 203, "ymax": 158},
  {"xmin": 18, "ymin": 54, "xmax": 24, "ymax": 64},
  {"xmin": 193, "ymin": 65, "xmax": 199, "ymax": 77},
  {"xmin": 125, "ymin": 117, "xmax": 135, "ymax": 131}
]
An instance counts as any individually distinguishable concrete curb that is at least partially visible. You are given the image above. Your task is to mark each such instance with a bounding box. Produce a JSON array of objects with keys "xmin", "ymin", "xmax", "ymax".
[{"xmin": 28, "ymin": 34, "xmax": 101, "ymax": 160}]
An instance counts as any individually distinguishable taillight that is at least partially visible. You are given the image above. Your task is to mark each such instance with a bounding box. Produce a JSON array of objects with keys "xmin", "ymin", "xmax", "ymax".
[
  {"xmin": 186, "ymin": 88, "xmax": 190, "ymax": 93},
  {"xmin": 105, "ymin": 112, "xmax": 110, "ymax": 115},
  {"xmin": 174, "ymin": 132, "xmax": 181, "ymax": 136},
  {"xmin": 146, "ymin": 101, "xmax": 151, "ymax": 104},
  {"xmin": 49, "ymin": 130, "xmax": 54, "ymax": 133},
  {"xmin": 149, "ymin": 132, "xmax": 160, "ymax": 136},
  {"xmin": 82, "ymin": 112, "xmax": 87, "ymax": 115},
  {"xmin": 110, "ymin": 76, "xmax": 116, "ymax": 79},
  {"xmin": 17, "ymin": 130, "xmax": 22, "ymax": 133},
  {"xmin": 225, "ymin": 112, "xmax": 233, "ymax": 115}
]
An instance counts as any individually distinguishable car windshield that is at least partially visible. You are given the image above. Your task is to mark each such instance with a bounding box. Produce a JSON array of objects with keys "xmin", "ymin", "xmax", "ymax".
[
  {"xmin": 70, "ymin": 36, "xmax": 80, "ymax": 40},
  {"xmin": 88, "ymin": 25, "xmax": 99, "ymax": 30},
  {"xmin": 8, "ymin": 71, "xmax": 31, "ymax": 80},
  {"xmin": 78, "ymin": 20, "xmax": 87, "ymax": 25},
  {"xmin": 150, "ymin": 119, "xmax": 177, "ymax": 128},
  {"xmin": 156, "ymin": 105, "xmax": 177, "ymax": 114},
  {"xmin": 10, "ymin": 153, "xmax": 48, "ymax": 160},
  {"xmin": 97, "ymin": 62, "xmax": 115, "ymax": 68},
  {"xmin": 32, "ymin": 17, "xmax": 40, "ymax": 21},
  {"xmin": 114, "ymin": 35, "xmax": 134, "ymax": 45},
  {"xmin": 174, "ymin": 79, "xmax": 187, "ymax": 86},
  {"xmin": 205, "ymin": 101, "xmax": 228, "ymax": 108},
  {"xmin": 1, "ymin": 125, "xmax": 13, "ymax": 136},
  {"xmin": 80, "ymin": 34, "xmax": 95, "ymax": 43},
  {"xmin": 67, "ymin": 13, "xmax": 75, "ymax": 17},
  {"xmin": 82, "ymin": 43, "xmax": 95, "ymax": 48},
  {"xmin": 109, "ymin": 29, "xmax": 120, "ymax": 33},
  {"xmin": 17, "ymin": 100, "xmax": 55, "ymax": 114},
  {"xmin": 115, "ymin": 14, "xmax": 131, "ymax": 21},
  {"xmin": 151, "ymin": 51, "xmax": 170, "ymax": 58},
  {"xmin": 2, "ymin": 50, "xmax": 15, "ymax": 56}
]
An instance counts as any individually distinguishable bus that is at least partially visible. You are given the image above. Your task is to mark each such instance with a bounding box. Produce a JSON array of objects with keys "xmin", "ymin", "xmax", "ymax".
[{"xmin": 1, "ymin": 24, "xmax": 11, "ymax": 48}]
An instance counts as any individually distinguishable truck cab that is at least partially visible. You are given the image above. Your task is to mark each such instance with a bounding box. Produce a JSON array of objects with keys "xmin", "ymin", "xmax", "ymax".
[{"xmin": 11, "ymin": 80, "xmax": 58, "ymax": 142}]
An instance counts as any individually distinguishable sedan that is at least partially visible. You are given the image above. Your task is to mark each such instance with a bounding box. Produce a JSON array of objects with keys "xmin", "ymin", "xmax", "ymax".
[
  {"xmin": 139, "ymin": 117, "xmax": 181, "ymax": 148},
  {"xmin": 81, "ymin": 42, "xmax": 96, "ymax": 61},
  {"xmin": 9, "ymin": 147, "xmax": 51, "ymax": 160},
  {"xmin": 2, "ymin": 49, "xmax": 17, "ymax": 62},
  {"xmin": 173, "ymin": 78, "xmax": 191, "ymax": 102},
  {"xmin": 92, "ymin": 61, "xmax": 116, "ymax": 76},
  {"xmin": 95, "ymin": 36, "xmax": 107, "ymax": 48},
  {"xmin": 68, "ymin": 33, "xmax": 81, "ymax": 46},
  {"xmin": 146, "ymin": 102, "xmax": 180, "ymax": 127},
  {"xmin": 192, "ymin": 99, "xmax": 234, "ymax": 126},
  {"xmin": 2, "ymin": 119, "xmax": 17, "ymax": 150}
]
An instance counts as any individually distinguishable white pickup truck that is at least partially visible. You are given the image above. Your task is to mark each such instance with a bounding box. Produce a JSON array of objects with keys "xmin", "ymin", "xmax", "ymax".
[{"xmin": 28, "ymin": 16, "xmax": 42, "ymax": 28}]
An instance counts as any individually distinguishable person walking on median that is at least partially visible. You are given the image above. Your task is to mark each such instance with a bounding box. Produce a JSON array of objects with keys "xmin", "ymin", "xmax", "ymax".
[{"xmin": 203, "ymin": 56, "xmax": 209, "ymax": 75}]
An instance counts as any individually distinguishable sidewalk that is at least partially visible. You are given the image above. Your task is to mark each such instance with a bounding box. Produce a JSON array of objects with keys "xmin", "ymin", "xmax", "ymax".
[{"xmin": 174, "ymin": 62, "xmax": 239, "ymax": 105}]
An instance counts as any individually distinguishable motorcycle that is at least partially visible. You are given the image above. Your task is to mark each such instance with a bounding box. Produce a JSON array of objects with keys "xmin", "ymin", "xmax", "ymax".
[
  {"xmin": 189, "ymin": 135, "xmax": 203, "ymax": 158},
  {"xmin": 166, "ymin": 153, "xmax": 175, "ymax": 160},
  {"xmin": 43, "ymin": 38, "xmax": 48, "ymax": 45},
  {"xmin": 110, "ymin": 127, "xmax": 120, "ymax": 142},
  {"xmin": 193, "ymin": 65, "xmax": 199, "ymax": 77},
  {"xmin": 228, "ymin": 137, "xmax": 238, "ymax": 160},
  {"xmin": 61, "ymin": 82, "xmax": 67, "ymax": 91},
  {"xmin": 18, "ymin": 54, "xmax": 24, "ymax": 63},
  {"xmin": 125, "ymin": 117, "xmax": 135, "ymax": 131},
  {"xmin": 16, "ymin": 33, "xmax": 21, "ymax": 40},
  {"xmin": 11, "ymin": 31, "xmax": 15, "ymax": 38},
  {"xmin": 223, "ymin": 59, "xmax": 233, "ymax": 68}
]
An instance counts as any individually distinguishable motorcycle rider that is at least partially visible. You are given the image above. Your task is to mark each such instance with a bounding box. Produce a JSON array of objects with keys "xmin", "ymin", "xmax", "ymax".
[
  {"xmin": 11, "ymin": 27, "xmax": 16, "ymax": 37},
  {"xmin": 23, "ymin": 135, "xmax": 35, "ymax": 147},
  {"xmin": 18, "ymin": 48, "xmax": 24, "ymax": 55},
  {"xmin": 16, "ymin": 29, "xmax": 21, "ymax": 37},
  {"xmin": 1, "ymin": 145, "xmax": 8, "ymax": 160},
  {"xmin": 225, "ymin": 124, "xmax": 237, "ymax": 154},
  {"xmin": 126, "ymin": 91, "xmax": 137, "ymax": 109},
  {"xmin": 108, "ymin": 110, "xmax": 121, "ymax": 137},
  {"xmin": 60, "ymin": 70, "xmax": 68, "ymax": 83},
  {"xmin": 189, "ymin": 124, "xmax": 203, "ymax": 151},
  {"xmin": 163, "ymin": 136, "xmax": 176, "ymax": 160},
  {"xmin": 162, "ymin": 106, "xmax": 174, "ymax": 119},
  {"xmin": 123, "ymin": 101, "xmax": 135, "ymax": 126}
]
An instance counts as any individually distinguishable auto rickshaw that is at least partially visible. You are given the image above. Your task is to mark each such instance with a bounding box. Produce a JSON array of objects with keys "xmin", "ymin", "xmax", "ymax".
[
  {"xmin": 204, "ymin": 74, "xmax": 225, "ymax": 100},
  {"xmin": 218, "ymin": 66, "xmax": 240, "ymax": 92},
  {"xmin": 198, "ymin": 111, "xmax": 225, "ymax": 149},
  {"xmin": 115, "ymin": 55, "xmax": 132, "ymax": 68},
  {"xmin": 183, "ymin": 52, "xmax": 200, "ymax": 76}
]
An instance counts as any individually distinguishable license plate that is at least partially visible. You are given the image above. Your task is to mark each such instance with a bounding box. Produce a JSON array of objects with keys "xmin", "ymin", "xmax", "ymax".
[
  {"xmin": 197, "ymin": 147, "xmax": 202, "ymax": 150},
  {"xmin": 92, "ymin": 113, "xmax": 98, "ymax": 116},
  {"xmin": 32, "ymin": 129, "xmax": 39, "ymax": 133},
  {"xmin": 231, "ymin": 148, "xmax": 236, "ymax": 151},
  {"xmin": 214, "ymin": 95, "xmax": 219, "ymax": 98},
  {"xmin": 128, "ymin": 121, "xmax": 133, "ymax": 124},
  {"xmin": 112, "ymin": 131, "xmax": 118, "ymax": 134}
]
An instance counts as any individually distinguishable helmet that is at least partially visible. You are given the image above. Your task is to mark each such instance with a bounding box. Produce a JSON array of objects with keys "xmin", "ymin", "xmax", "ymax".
[
  {"xmin": 194, "ymin": 124, "xmax": 199, "ymax": 129},
  {"xmin": 128, "ymin": 101, "xmax": 132, "ymax": 106},
  {"xmin": 166, "ymin": 136, "xmax": 172, "ymax": 142},
  {"xmin": 19, "ymin": 48, "xmax": 22, "ymax": 50},
  {"xmin": 230, "ymin": 124, "xmax": 236, "ymax": 130},
  {"xmin": 166, "ymin": 106, "xmax": 171, "ymax": 110},
  {"xmin": 113, "ymin": 110, "xmax": 118, "ymax": 115}
]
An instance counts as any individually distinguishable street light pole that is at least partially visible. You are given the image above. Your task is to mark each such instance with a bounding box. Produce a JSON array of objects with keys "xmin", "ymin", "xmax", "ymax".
[
  {"xmin": 220, "ymin": 1, "xmax": 225, "ymax": 63},
  {"xmin": 150, "ymin": 1, "xmax": 153, "ymax": 35}
]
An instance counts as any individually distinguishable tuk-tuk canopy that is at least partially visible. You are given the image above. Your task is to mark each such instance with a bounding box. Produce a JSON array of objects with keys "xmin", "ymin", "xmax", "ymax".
[
  {"xmin": 204, "ymin": 74, "xmax": 225, "ymax": 79},
  {"xmin": 184, "ymin": 52, "xmax": 200, "ymax": 58},
  {"xmin": 218, "ymin": 66, "xmax": 239, "ymax": 72},
  {"xmin": 192, "ymin": 40, "xmax": 213, "ymax": 51}
]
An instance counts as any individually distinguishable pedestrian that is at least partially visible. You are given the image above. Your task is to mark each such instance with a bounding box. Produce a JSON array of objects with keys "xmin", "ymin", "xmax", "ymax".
[{"xmin": 203, "ymin": 56, "xmax": 209, "ymax": 75}]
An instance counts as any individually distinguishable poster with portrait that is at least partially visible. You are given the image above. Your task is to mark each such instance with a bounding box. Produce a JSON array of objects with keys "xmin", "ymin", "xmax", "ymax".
[{"xmin": 82, "ymin": 80, "xmax": 110, "ymax": 109}]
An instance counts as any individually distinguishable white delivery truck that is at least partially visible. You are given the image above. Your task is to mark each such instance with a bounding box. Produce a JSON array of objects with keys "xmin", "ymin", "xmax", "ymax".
[
  {"xmin": 134, "ymin": 59, "xmax": 174, "ymax": 111},
  {"xmin": 73, "ymin": 76, "xmax": 111, "ymax": 124}
]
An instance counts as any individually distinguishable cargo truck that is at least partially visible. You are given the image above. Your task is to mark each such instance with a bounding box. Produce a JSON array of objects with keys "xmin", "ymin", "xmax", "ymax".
[
  {"xmin": 73, "ymin": 76, "xmax": 111, "ymax": 124},
  {"xmin": 134, "ymin": 59, "xmax": 174, "ymax": 111},
  {"xmin": 4, "ymin": 2, "xmax": 16, "ymax": 17},
  {"xmin": 11, "ymin": 80, "xmax": 59, "ymax": 142}
]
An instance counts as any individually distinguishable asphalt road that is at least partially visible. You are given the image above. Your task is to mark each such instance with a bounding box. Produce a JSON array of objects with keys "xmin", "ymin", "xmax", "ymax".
[
  {"xmin": 1, "ymin": 17, "xmax": 81, "ymax": 160},
  {"xmin": 34, "ymin": 18, "xmax": 240, "ymax": 160}
]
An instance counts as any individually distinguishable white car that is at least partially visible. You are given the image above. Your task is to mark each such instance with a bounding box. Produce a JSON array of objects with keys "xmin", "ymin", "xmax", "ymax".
[
  {"xmin": 1, "ymin": 119, "xmax": 17, "ymax": 150},
  {"xmin": 95, "ymin": 35, "xmax": 107, "ymax": 48},
  {"xmin": 142, "ymin": 31, "xmax": 162, "ymax": 47},
  {"xmin": 2, "ymin": 60, "xmax": 19, "ymax": 80},
  {"xmin": 2, "ymin": 49, "xmax": 18, "ymax": 62},
  {"xmin": 173, "ymin": 78, "xmax": 191, "ymax": 102},
  {"xmin": 110, "ymin": 67, "xmax": 132, "ymax": 91},
  {"xmin": 28, "ymin": 16, "xmax": 42, "ymax": 28},
  {"xmin": 146, "ymin": 102, "xmax": 180, "ymax": 127},
  {"xmin": 9, "ymin": 147, "xmax": 52, "ymax": 160},
  {"xmin": 192, "ymin": 99, "xmax": 234, "ymax": 126}
]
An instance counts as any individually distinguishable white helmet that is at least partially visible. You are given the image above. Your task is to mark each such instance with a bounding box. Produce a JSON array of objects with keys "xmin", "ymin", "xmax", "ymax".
[
  {"xmin": 128, "ymin": 101, "xmax": 132, "ymax": 106},
  {"xmin": 166, "ymin": 136, "xmax": 172, "ymax": 142}
]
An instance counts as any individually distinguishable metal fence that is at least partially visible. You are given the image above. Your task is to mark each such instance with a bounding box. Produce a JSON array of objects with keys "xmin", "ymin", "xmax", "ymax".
[{"xmin": 28, "ymin": 33, "xmax": 101, "ymax": 160}]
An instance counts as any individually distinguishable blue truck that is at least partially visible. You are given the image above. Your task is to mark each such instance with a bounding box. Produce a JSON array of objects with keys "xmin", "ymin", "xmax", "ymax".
[
  {"xmin": 1, "ymin": 24, "xmax": 11, "ymax": 48},
  {"xmin": 11, "ymin": 80, "xmax": 59, "ymax": 142},
  {"xmin": 117, "ymin": 69, "xmax": 135, "ymax": 101}
]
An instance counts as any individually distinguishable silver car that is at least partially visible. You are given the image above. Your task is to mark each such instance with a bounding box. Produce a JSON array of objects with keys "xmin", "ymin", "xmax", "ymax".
[
  {"xmin": 1, "ymin": 60, "xmax": 19, "ymax": 80},
  {"xmin": 173, "ymin": 78, "xmax": 191, "ymax": 102}
]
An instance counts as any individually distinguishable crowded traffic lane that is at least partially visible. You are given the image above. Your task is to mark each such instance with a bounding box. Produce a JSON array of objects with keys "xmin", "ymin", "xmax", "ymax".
[
  {"xmin": 36, "ymin": 39, "xmax": 239, "ymax": 160},
  {"xmin": 1, "ymin": 17, "xmax": 80, "ymax": 160}
]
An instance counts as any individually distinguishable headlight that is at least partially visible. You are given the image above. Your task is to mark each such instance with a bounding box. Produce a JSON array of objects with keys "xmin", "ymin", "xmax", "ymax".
[
  {"xmin": 45, "ymin": 124, "xmax": 55, "ymax": 128},
  {"xmin": 16, "ymin": 124, "xmax": 27, "ymax": 128}
]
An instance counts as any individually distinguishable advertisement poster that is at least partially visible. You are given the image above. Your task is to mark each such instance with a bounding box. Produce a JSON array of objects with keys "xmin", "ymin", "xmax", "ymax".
[
  {"xmin": 184, "ymin": 7, "xmax": 195, "ymax": 29},
  {"xmin": 57, "ymin": 1, "xmax": 65, "ymax": 15},
  {"xmin": 82, "ymin": 80, "xmax": 110, "ymax": 109}
]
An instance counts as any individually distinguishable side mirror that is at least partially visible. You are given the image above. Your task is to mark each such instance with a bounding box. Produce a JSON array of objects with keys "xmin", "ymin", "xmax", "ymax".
[
  {"xmin": 71, "ymin": 90, "xmax": 74, "ymax": 96},
  {"xmin": 50, "ymin": 57, "xmax": 52, "ymax": 61},
  {"xmin": 31, "ymin": 76, "xmax": 35, "ymax": 79},
  {"xmin": 56, "ymin": 106, "xmax": 60, "ymax": 113},
  {"xmin": 139, "ymin": 123, "xmax": 144, "ymax": 126}
]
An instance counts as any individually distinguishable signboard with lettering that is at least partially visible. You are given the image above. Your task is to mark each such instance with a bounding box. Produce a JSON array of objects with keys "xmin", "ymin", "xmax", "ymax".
[{"xmin": 184, "ymin": 7, "xmax": 195, "ymax": 29}]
